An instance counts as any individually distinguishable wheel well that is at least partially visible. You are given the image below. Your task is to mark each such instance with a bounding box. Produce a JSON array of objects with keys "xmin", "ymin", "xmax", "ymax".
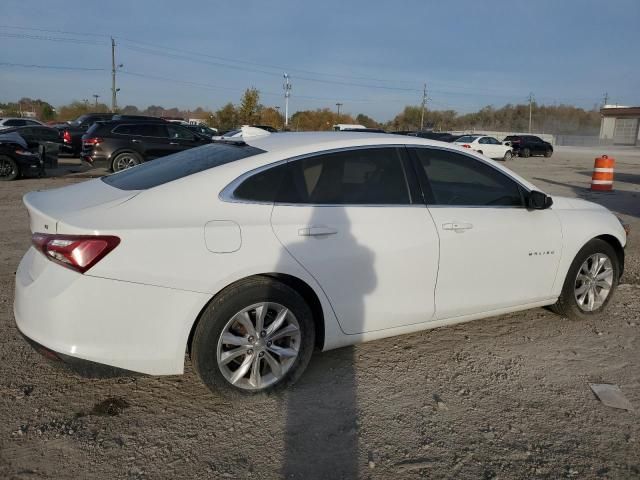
[
  {"xmin": 595, "ymin": 234, "xmax": 625, "ymax": 277},
  {"xmin": 187, "ymin": 273, "xmax": 326, "ymax": 356}
]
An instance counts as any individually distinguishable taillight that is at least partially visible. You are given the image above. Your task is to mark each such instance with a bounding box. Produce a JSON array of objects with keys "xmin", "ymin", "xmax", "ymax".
[
  {"xmin": 83, "ymin": 137, "xmax": 103, "ymax": 146},
  {"xmin": 31, "ymin": 233, "xmax": 120, "ymax": 273},
  {"xmin": 63, "ymin": 130, "xmax": 71, "ymax": 143},
  {"xmin": 462, "ymin": 144, "xmax": 471, "ymax": 148}
]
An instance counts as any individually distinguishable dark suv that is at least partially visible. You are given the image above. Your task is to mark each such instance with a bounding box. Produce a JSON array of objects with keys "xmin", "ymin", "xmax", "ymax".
[
  {"xmin": 503, "ymin": 135, "xmax": 553, "ymax": 158},
  {"xmin": 81, "ymin": 121, "xmax": 210, "ymax": 171}
]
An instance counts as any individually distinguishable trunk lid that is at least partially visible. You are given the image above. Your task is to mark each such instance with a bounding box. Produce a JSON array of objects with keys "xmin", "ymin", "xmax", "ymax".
[{"xmin": 24, "ymin": 178, "xmax": 140, "ymax": 234}]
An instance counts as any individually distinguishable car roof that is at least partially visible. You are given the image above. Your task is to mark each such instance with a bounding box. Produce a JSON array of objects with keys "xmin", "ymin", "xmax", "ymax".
[{"xmin": 243, "ymin": 131, "xmax": 456, "ymax": 154}]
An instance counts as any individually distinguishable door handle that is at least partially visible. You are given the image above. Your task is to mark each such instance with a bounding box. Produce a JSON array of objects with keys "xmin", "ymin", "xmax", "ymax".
[
  {"xmin": 131, "ymin": 139, "xmax": 141, "ymax": 143},
  {"xmin": 169, "ymin": 142, "xmax": 179, "ymax": 145},
  {"xmin": 442, "ymin": 222, "xmax": 473, "ymax": 232},
  {"xmin": 298, "ymin": 226, "xmax": 338, "ymax": 236}
]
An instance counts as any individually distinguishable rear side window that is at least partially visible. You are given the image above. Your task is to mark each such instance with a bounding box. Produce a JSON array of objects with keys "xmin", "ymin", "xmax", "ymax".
[
  {"xmin": 255, "ymin": 147, "xmax": 411, "ymax": 205},
  {"xmin": 102, "ymin": 143, "xmax": 265, "ymax": 190},
  {"xmin": 415, "ymin": 148, "xmax": 524, "ymax": 207}
]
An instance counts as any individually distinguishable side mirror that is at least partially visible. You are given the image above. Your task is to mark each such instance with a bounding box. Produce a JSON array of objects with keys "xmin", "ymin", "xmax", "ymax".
[{"xmin": 528, "ymin": 191, "xmax": 553, "ymax": 210}]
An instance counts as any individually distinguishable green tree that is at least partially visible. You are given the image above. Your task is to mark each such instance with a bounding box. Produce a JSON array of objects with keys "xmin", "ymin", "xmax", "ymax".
[
  {"xmin": 216, "ymin": 102, "xmax": 238, "ymax": 131},
  {"xmin": 238, "ymin": 87, "xmax": 261, "ymax": 124}
]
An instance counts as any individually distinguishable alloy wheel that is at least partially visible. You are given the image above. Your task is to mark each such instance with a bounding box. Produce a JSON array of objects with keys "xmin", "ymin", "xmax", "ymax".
[
  {"xmin": 0, "ymin": 157, "xmax": 16, "ymax": 178},
  {"xmin": 114, "ymin": 155, "xmax": 139, "ymax": 171},
  {"xmin": 216, "ymin": 302, "xmax": 301, "ymax": 391},
  {"xmin": 574, "ymin": 253, "xmax": 614, "ymax": 312}
]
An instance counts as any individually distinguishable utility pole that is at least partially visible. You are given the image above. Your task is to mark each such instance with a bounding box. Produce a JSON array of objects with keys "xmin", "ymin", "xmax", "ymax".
[
  {"xmin": 527, "ymin": 92, "xmax": 534, "ymax": 133},
  {"xmin": 283, "ymin": 73, "xmax": 291, "ymax": 128},
  {"xmin": 93, "ymin": 94, "xmax": 100, "ymax": 108},
  {"xmin": 111, "ymin": 37, "xmax": 118, "ymax": 112},
  {"xmin": 603, "ymin": 92, "xmax": 609, "ymax": 106},
  {"xmin": 335, "ymin": 102, "xmax": 343, "ymax": 120},
  {"xmin": 420, "ymin": 83, "xmax": 427, "ymax": 131}
]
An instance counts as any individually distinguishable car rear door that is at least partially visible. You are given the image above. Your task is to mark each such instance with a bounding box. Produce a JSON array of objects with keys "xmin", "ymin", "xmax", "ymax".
[
  {"xmin": 411, "ymin": 146, "xmax": 562, "ymax": 319},
  {"xmin": 270, "ymin": 146, "xmax": 440, "ymax": 334}
]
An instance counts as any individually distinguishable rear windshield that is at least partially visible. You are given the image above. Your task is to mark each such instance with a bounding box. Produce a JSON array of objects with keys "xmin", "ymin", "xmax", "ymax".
[
  {"xmin": 102, "ymin": 143, "xmax": 265, "ymax": 190},
  {"xmin": 455, "ymin": 135, "xmax": 479, "ymax": 143}
]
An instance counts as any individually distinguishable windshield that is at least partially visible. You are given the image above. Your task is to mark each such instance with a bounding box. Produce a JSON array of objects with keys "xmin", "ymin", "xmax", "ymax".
[{"xmin": 102, "ymin": 143, "xmax": 265, "ymax": 190}]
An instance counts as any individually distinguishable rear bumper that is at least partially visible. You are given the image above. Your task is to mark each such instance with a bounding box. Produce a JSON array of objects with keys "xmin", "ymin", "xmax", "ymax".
[
  {"xmin": 19, "ymin": 330, "xmax": 141, "ymax": 378},
  {"xmin": 14, "ymin": 247, "xmax": 211, "ymax": 375}
]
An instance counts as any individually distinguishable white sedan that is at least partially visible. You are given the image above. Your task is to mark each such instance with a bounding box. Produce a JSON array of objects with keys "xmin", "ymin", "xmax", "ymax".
[
  {"xmin": 454, "ymin": 135, "xmax": 513, "ymax": 161},
  {"xmin": 14, "ymin": 130, "xmax": 627, "ymax": 396}
]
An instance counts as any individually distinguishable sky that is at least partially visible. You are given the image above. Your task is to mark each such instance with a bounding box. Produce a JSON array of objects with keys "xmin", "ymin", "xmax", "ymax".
[{"xmin": 0, "ymin": 0, "xmax": 639, "ymax": 121}]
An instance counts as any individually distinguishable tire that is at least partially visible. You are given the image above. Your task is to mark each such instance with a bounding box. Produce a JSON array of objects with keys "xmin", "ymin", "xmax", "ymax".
[
  {"xmin": 191, "ymin": 277, "xmax": 315, "ymax": 398},
  {"xmin": 503, "ymin": 150, "xmax": 513, "ymax": 162},
  {"xmin": 477, "ymin": 150, "xmax": 483, "ymax": 155},
  {"xmin": 0, "ymin": 155, "xmax": 19, "ymax": 181},
  {"xmin": 544, "ymin": 149, "xmax": 553, "ymax": 158},
  {"xmin": 522, "ymin": 148, "xmax": 531, "ymax": 158},
  {"xmin": 551, "ymin": 239, "xmax": 620, "ymax": 321},
  {"xmin": 111, "ymin": 152, "xmax": 142, "ymax": 172}
]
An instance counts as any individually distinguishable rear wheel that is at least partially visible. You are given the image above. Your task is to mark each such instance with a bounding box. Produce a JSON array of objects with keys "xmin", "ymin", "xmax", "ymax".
[
  {"xmin": 503, "ymin": 151, "xmax": 513, "ymax": 161},
  {"xmin": 551, "ymin": 239, "xmax": 619, "ymax": 320},
  {"xmin": 112, "ymin": 152, "xmax": 142, "ymax": 172},
  {"xmin": 191, "ymin": 277, "xmax": 315, "ymax": 398},
  {"xmin": 0, "ymin": 155, "xmax": 19, "ymax": 181},
  {"xmin": 522, "ymin": 148, "xmax": 531, "ymax": 158}
]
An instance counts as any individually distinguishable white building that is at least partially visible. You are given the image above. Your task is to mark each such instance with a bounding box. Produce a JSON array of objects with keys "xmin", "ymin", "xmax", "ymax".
[{"xmin": 599, "ymin": 106, "xmax": 640, "ymax": 146}]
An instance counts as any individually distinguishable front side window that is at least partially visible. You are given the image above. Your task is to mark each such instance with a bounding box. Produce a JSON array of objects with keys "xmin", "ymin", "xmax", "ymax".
[
  {"xmin": 456, "ymin": 135, "xmax": 478, "ymax": 143},
  {"xmin": 233, "ymin": 147, "xmax": 411, "ymax": 205},
  {"xmin": 167, "ymin": 125, "xmax": 196, "ymax": 141},
  {"xmin": 5, "ymin": 119, "xmax": 25, "ymax": 126},
  {"xmin": 414, "ymin": 148, "xmax": 524, "ymax": 207}
]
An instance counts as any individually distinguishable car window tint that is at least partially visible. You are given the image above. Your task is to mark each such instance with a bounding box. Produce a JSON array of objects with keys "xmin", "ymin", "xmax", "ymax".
[
  {"xmin": 167, "ymin": 125, "xmax": 196, "ymax": 141},
  {"xmin": 5, "ymin": 119, "xmax": 25, "ymax": 126},
  {"xmin": 276, "ymin": 148, "xmax": 410, "ymax": 205},
  {"xmin": 456, "ymin": 135, "xmax": 477, "ymax": 143},
  {"xmin": 233, "ymin": 163, "xmax": 287, "ymax": 202},
  {"xmin": 415, "ymin": 148, "xmax": 523, "ymax": 207},
  {"xmin": 113, "ymin": 124, "xmax": 135, "ymax": 135},
  {"xmin": 488, "ymin": 137, "xmax": 500, "ymax": 144},
  {"xmin": 102, "ymin": 143, "xmax": 265, "ymax": 190},
  {"xmin": 478, "ymin": 137, "xmax": 489, "ymax": 144}
]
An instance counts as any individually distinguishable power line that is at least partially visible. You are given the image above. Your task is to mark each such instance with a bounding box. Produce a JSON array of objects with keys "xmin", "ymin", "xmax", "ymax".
[{"xmin": 0, "ymin": 61, "xmax": 106, "ymax": 71}]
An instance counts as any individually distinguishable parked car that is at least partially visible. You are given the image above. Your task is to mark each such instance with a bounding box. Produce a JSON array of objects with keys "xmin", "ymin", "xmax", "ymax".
[
  {"xmin": 0, "ymin": 131, "xmax": 43, "ymax": 180},
  {"xmin": 503, "ymin": 135, "xmax": 553, "ymax": 158},
  {"xmin": 454, "ymin": 135, "xmax": 513, "ymax": 161},
  {"xmin": 81, "ymin": 121, "xmax": 210, "ymax": 171},
  {"xmin": 56, "ymin": 113, "xmax": 114, "ymax": 156},
  {"xmin": 0, "ymin": 117, "xmax": 44, "ymax": 130},
  {"xmin": 15, "ymin": 131, "xmax": 627, "ymax": 396},
  {"xmin": 0, "ymin": 125, "xmax": 62, "ymax": 168},
  {"xmin": 184, "ymin": 124, "xmax": 219, "ymax": 138}
]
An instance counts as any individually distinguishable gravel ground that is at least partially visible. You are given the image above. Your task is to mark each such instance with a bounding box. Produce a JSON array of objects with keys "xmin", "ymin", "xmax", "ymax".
[{"xmin": 0, "ymin": 147, "xmax": 639, "ymax": 479}]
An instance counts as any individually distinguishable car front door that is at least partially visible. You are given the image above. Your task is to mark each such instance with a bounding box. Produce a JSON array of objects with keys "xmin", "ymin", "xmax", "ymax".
[
  {"xmin": 270, "ymin": 146, "xmax": 440, "ymax": 334},
  {"xmin": 411, "ymin": 147, "xmax": 562, "ymax": 319},
  {"xmin": 166, "ymin": 124, "xmax": 204, "ymax": 154}
]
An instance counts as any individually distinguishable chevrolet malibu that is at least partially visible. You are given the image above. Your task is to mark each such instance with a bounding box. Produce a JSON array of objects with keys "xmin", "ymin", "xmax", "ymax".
[{"xmin": 14, "ymin": 131, "xmax": 626, "ymax": 397}]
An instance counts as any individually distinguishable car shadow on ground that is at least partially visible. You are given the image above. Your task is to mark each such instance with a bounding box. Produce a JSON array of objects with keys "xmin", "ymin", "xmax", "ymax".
[{"xmin": 533, "ymin": 177, "xmax": 640, "ymax": 219}]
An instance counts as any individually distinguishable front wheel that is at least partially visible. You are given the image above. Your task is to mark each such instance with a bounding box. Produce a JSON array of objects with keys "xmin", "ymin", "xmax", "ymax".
[
  {"xmin": 544, "ymin": 149, "xmax": 553, "ymax": 158},
  {"xmin": 503, "ymin": 150, "xmax": 513, "ymax": 161},
  {"xmin": 551, "ymin": 239, "xmax": 619, "ymax": 320},
  {"xmin": 191, "ymin": 277, "xmax": 315, "ymax": 398},
  {"xmin": 0, "ymin": 155, "xmax": 19, "ymax": 181}
]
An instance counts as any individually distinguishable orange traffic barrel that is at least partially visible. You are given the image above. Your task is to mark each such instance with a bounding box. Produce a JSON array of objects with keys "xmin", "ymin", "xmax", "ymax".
[{"xmin": 590, "ymin": 155, "xmax": 615, "ymax": 191}]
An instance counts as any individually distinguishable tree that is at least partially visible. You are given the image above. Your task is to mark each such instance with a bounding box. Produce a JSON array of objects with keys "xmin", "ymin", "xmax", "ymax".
[
  {"xmin": 216, "ymin": 103, "xmax": 238, "ymax": 131},
  {"xmin": 355, "ymin": 114, "xmax": 380, "ymax": 129},
  {"xmin": 238, "ymin": 87, "xmax": 261, "ymax": 125},
  {"xmin": 259, "ymin": 107, "xmax": 284, "ymax": 129},
  {"xmin": 120, "ymin": 105, "xmax": 140, "ymax": 115}
]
